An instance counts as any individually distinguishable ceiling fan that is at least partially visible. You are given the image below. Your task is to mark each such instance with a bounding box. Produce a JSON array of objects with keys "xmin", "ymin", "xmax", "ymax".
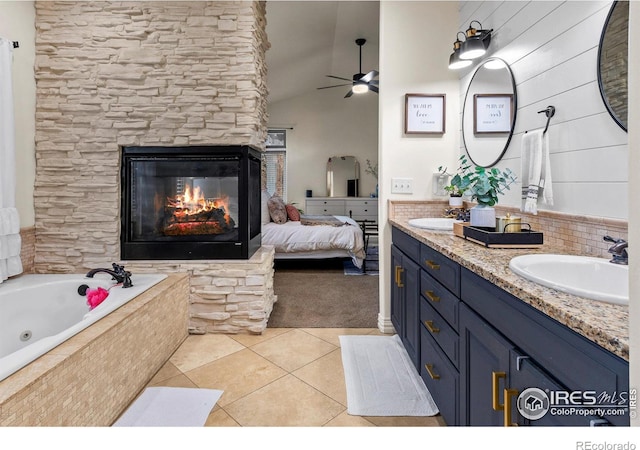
[{"xmin": 318, "ymin": 38, "xmax": 379, "ymax": 98}]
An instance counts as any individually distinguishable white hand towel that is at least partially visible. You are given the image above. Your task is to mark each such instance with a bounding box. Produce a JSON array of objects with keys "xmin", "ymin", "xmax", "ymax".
[
  {"xmin": 521, "ymin": 129, "xmax": 544, "ymax": 214},
  {"xmin": 539, "ymin": 131, "xmax": 554, "ymax": 206}
]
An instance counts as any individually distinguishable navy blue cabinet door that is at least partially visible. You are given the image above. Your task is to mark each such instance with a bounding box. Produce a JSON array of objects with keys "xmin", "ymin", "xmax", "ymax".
[
  {"xmin": 390, "ymin": 244, "xmax": 420, "ymax": 370},
  {"xmin": 402, "ymin": 255, "xmax": 421, "ymax": 371},
  {"xmin": 390, "ymin": 245, "xmax": 403, "ymax": 336},
  {"xmin": 459, "ymin": 303, "xmax": 513, "ymax": 426}
]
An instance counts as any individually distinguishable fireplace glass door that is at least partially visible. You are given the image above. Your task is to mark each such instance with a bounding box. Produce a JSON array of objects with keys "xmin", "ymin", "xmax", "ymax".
[{"xmin": 121, "ymin": 146, "xmax": 261, "ymax": 260}]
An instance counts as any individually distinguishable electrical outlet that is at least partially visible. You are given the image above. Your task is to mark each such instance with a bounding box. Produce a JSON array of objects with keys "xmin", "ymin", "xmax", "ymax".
[{"xmin": 391, "ymin": 177, "xmax": 413, "ymax": 194}]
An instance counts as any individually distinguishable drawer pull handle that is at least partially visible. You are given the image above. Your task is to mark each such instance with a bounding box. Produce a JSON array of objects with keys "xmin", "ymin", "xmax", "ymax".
[
  {"xmin": 425, "ymin": 260, "xmax": 440, "ymax": 270},
  {"xmin": 492, "ymin": 371, "xmax": 506, "ymax": 411},
  {"xmin": 425, "ymin": 364, "xmax": 441, "ymax": 380},
  {"xmin": 504, "ymin": 388, "xmax": 519, "ymax": 427},
  {"xmin": 424, "ymin": 320, "xmax": 440, "ymax": 334},
  {"xmin": 425, "ymin": 290, "xmax": 440, "ymax": 302}
]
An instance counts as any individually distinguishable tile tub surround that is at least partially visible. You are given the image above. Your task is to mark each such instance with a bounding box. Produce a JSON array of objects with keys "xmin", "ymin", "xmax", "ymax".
[
  {"xmin": 125, "ymin": 246, "xmax": 277, "ymax": 335},
  {"xmin": 389, "ymin": 214, "xmax": 628, "ymax": 360},
  {"xmin": 0, "ymin": 274, "xmax": 189, "ymax": 426}
]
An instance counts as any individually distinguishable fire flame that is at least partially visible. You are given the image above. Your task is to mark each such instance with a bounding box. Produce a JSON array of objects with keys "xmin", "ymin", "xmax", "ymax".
[{"xmin": 169, "ymin": 186, "xmax": 231, "ymax": 223}]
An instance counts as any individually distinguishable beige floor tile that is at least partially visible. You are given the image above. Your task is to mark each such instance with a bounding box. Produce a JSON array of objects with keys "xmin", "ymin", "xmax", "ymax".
[
  {"xmin": 184, "ymin": 348, "xmax": 287, "ymax": 407},
  {"xmin": 148, "ymin": 361, "xmax": 182, "ymax": 385},
  {"xmin": 205, "ymin": 408, "xmax": 241, "ymax": 427},
  {"xmin": 250, "ymin": 329, "xmax": 337, "ymax": 372},
  {"xmin": 293, "ymin": 348, "xmax": 347, "ymax": 405},
  {"xmin": 229, "ymin": 328, "xmax": 292, "ymax": 347},
  {"xmin": 150, "ymin": 372, "xmax": 198, "ymax": 389},
  {"xmin": 300, "ymin": 328, "xmax": 379, "ymax": 347},
  {"xmin": 169, "ymin": 334, "xmax": 245, "ymax": 372},
  {"xmin": 224, "ymin": 374, "xmax": 345, "ymax": 426},
  {"xmin": 324, "ymin": 411, "xmax": 376, "ymax": 427},
  {"xmin": 364, "ymin": 414, "xmax": 445, "ymax": 427}
]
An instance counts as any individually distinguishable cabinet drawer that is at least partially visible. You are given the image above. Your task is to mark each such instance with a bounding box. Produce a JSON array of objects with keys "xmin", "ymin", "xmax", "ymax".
[
  {"xmin": 420, "ymin": 270, "xmax": 459, "ymax": 331},
  {"xmin": 392, "ymin": 227, "xmax": 420, "ymax": 263},
  {"xmin": 420, "ymin": 244, "xmax": 460, "ymax": 296},
  {"xmin": 420, "ymin": 327, "xmax": 459, "ymax": 426},
  {"xmin": 305, "ymin": 199, "xmax": 345, "ymax": 215},
  {"xmin": 420, "ymin": 297, "xmax": 459, "ymax": 368},
  {"xmin": 345, "ymin": 199, "xmax": 376, "ymax": 208},
  {"xmin": 346, "ymin": 204, "xmax": 377, "ymax": 217}
]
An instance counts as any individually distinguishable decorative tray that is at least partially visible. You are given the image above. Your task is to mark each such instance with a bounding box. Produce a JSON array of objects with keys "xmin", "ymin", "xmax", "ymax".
[{"xmin": 461, "ymin": 223, "xmax": 544, "ymax": 248}]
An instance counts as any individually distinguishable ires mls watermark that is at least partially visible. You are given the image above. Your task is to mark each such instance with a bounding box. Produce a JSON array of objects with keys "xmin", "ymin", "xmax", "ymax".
[{"xmin": 516, "ymin": 387, "xmax": 636, "ymax": 421}]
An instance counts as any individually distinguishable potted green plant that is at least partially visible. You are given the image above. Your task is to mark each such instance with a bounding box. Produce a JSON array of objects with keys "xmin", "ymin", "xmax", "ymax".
[
  {"xmin": 447, "ymin": 155, "xmax": 517, "ymax": 227},
  {"xmin": 437, "ymin": 166, "xmax": 464, "ymax": 207}
]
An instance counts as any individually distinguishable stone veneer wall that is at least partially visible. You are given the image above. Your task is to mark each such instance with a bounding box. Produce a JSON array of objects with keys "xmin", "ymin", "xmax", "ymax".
[
  {"xmin": 0, "ymin": 274, "xmax": 189, "ymax": 426},
  {"xmin": 32, "ymin": 2, "xmax": 272, "ymax": 333},
  {"xmin": 389, "ymin": 200, "xmax": 628, "ymax": 259},
  {"xmin": 127, "ymin": 246, "xmax": 276, "ymax": 334}
]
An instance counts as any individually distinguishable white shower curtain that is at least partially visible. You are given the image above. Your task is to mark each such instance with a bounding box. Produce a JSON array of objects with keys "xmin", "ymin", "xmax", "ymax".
[{"xmin": 0, "ymin": 37, "xmax": 23, "ymax": 283}]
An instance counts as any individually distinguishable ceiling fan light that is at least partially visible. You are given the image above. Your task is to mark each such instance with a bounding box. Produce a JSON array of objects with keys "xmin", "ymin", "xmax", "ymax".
[{"xmin": 352, "ymin": 83, "xmax": 369, "ymax": 94}]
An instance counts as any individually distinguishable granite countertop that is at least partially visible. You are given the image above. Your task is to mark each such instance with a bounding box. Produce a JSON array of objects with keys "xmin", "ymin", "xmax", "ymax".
[{"xmin": 390, "ymin": 218, "xmax": 629, "ymax": 361}]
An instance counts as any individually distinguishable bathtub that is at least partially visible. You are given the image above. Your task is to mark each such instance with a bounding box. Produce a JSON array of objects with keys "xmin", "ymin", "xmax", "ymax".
[{"xmin": 0, "ymin": 272, "xmax": 167, "ymax": 382}]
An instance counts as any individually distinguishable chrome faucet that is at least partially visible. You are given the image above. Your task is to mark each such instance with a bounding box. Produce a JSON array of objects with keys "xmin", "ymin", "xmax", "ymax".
[
  {"xmin": 86, "ymin": 263, "xmax": 133, "ymax": 287},
  {"xmin": 603, "ymin": 236, "xmax": 628, "ymax": 265}
]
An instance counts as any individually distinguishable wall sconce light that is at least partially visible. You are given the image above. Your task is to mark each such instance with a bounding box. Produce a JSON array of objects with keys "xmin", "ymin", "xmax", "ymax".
[
  {"xmin": 448, "ymin": 32, "xmax": 472, "ymax": 70},
  {"xmin": 459, "ymin": 20, "xmax": 493, "ymax": 60}
]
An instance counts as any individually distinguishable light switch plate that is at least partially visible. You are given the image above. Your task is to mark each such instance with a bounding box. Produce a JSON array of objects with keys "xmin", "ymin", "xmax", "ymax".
[{"xmin": 391, "ymin": 177, "xmax": 413, "ymax": 194}]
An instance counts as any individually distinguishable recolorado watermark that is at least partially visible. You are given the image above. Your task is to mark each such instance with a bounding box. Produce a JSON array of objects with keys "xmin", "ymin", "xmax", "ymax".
[
  {"xmin": 575, "ymin": 442, "xmax": 636, "ymax": 450},
  {"xmin": 516, "ymin": 387, "xmax": 635, "ymax": 421}
]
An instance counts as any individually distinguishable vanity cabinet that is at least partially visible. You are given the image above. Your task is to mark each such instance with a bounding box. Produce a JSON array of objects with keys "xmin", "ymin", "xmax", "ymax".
[
  {"xmin": 305, "ymin": 197, "xmax": 378, "ymax": 222},
  {"xmin": 390, "ymin": 226, "xmax": 629, "ymax": 427}
]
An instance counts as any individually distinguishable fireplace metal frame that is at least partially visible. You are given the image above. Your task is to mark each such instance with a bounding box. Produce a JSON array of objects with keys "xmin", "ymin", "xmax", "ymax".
[{"xmin": 120, "ymin": 145, "xmax": 262, "ymax": 260}]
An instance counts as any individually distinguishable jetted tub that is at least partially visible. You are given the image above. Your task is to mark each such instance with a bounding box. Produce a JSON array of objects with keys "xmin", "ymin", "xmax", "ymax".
[{"xmin": 0, "ymin": 273, "xmax": 167, "ymax": 382}]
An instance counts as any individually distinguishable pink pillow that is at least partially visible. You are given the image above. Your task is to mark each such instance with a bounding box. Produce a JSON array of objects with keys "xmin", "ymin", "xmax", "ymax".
[
  {"xmin": 286, "ymin": 204, "xmax": 301, "ymax": 221},
  {"xmin": 267, "ymin": 195, "xmax": 287, "ymax": 224}
]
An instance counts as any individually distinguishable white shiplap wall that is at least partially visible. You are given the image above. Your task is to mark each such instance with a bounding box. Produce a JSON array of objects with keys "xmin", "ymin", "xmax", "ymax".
[{"xmin": 458, "ymin": 1, "xmax": 628, "ymax": 220}]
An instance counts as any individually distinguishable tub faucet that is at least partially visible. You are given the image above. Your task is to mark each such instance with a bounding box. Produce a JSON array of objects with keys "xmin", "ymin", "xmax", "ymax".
[
  {"xmin": 86, "ymin": 263, "xmax": 133, "ymax": 287},
  {"xmin": 603, "ymin": 236, "xmax": 628, "ymax": 265}
]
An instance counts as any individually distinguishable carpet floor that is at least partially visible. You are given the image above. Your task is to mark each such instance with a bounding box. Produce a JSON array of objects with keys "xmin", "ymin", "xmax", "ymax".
[{"xmin": 267, "ymin": 259, "xmax": 379, "ymax": 328}]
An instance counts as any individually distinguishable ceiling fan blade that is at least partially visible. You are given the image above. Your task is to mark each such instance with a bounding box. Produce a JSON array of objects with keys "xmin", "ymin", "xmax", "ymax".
[
  {"xmin": 344, "ymin": 89, "xmax": 354, "ymax": 98},
  {"xmin": 360, "ymin": 70, "xmax": 379, "ymax": 83},
  {"xmin": 368, "ymin": 80, "xmax": 379, "ymax": 86},
  {"xmin": 317, "ymin": 83, "xmax": 351, "ymax": 90},
  {"xmin": 326, "ymin": 75, "xmax": 352, "ymax": 82},
  {"xmin": 369, "ymin": 85, "xmax": 379, "ymax": 94}
]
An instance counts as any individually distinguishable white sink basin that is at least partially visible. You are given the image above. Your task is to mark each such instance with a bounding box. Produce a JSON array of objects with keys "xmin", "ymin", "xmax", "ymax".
[
  {"xmin": 509, "ymin": 254, "xmax": 628, "ymax": 305},
  {"xmin": 408, "ymin": 217, "xmax": 460, "ymax": 231}
]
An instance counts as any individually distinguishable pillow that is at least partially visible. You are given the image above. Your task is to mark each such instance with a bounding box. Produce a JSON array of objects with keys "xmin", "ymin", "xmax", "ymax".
[
  {"xmin": 261, "ymin": 190, "xmax": 271, "ymax": 225},
  {"xmin": 285, "ymin": 204, "xmax": 301, "ymax": 221},
  {"xmin": 267, "ymin": 195, "xmax": 287, "ymax": 224}
]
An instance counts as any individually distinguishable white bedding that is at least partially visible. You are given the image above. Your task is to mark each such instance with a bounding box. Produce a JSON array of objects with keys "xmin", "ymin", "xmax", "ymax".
[{"xmin": 262, "ymin": 215, "xmax": 365, "ymax": 268}]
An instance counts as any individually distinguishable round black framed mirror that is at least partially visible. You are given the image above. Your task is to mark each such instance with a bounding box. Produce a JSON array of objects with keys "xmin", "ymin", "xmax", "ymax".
[
  {"xmin": 598, "ymin": 0, "xmax": 628, "ymax": 132},
  {"xmin": 462, "ymin": 57, "xmax": 517, "ymax": 168}
]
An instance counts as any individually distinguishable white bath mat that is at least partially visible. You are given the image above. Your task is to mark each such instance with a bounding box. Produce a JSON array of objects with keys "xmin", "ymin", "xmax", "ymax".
[
  {"xmin": 113, "ymin": 387, "xmax": 223, "ymax": 427},
  {"xmin": 339, "ymin": 334, "xmax": 439, "ymax": 416}
]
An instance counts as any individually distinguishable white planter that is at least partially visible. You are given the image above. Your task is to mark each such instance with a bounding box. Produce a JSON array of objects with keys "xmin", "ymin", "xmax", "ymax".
[
  {"xmin": 470, "ymin": 205, "xmax": 496, "ymax": 228},
  {"xmin": 448, "ymin": 196, "xmax": 463, "ymax": 207}
]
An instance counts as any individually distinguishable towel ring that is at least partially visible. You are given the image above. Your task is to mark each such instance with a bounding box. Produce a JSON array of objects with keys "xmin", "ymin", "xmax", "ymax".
[{"xmin": 537, "ymin": 106, "xmax": 555, "ymax": 134}]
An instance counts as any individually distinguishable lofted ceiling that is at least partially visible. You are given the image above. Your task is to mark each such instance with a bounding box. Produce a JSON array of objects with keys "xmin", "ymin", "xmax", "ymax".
[{"xmin": 264, "ymin": 1, "xmax": 380, "ymax": 105}]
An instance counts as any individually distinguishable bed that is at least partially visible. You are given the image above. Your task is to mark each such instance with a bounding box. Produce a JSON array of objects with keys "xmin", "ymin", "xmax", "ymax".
[{"xmin": 261, "ymin": 215, "xmax": 366, "ymax": 268}]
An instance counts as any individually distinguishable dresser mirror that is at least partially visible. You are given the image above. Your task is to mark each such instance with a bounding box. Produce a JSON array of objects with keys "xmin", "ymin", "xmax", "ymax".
[
  {"xmin": 327, "ymin": 156, "xmax": 360, "ymax": 197},
  {"xmin": 462, "ymin": 57, "xmax": 517, "ymax": 167},
  {"xmin": 598, "ymin": 0, "xmax": 628, "ymax": 132}
]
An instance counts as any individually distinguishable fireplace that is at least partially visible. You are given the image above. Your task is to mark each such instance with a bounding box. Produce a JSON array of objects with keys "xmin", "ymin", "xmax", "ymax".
[{"xmin": 120, "ymin": 145, "xmax": 262, "ymax": 260}]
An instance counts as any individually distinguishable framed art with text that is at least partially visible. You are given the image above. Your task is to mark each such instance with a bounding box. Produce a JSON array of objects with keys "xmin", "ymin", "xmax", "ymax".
[
  {"xmin": 404, "ymin": 94, "xmax": 446, "ymax": 134},
  {"xmin": 473, "ymin": 94, "xmax": 513, "ymax": 134}
]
